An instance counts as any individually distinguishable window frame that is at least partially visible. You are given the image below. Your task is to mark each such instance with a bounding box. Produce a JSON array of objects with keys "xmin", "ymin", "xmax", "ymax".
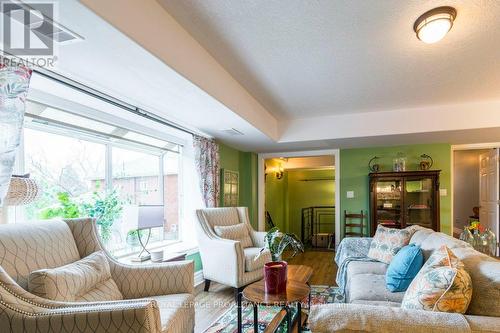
[{"xmin": 13, "ymin": 107, "xmax": 184, "ymax": 256}]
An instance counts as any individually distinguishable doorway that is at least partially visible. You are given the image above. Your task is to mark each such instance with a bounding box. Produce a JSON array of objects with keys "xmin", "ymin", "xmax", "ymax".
[
  {"xmin": 452, "ymin": 145, "xmax": 499, "ymax": 256},
  {"xmin": 258, "ymin": 149, "xmax": 340, "ymax": 249}
]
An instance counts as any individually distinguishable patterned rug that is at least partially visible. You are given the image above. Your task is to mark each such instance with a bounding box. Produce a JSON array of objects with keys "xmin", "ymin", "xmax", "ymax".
[{"xmin": 203, "ymin": 285, "xmax": 343, "ymax": 333}]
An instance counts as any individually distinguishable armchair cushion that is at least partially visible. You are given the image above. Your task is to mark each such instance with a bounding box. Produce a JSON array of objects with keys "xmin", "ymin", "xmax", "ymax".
[
  {"xmin": 141, "ymin": 293, "xmax": 195, "ymax": 333},
  {"xmin": 111, "ymin": 260, "xmax": 194, "ymax": 299},
  {"xmin": 214, "ymin": 223, "xmax": 253, "ymax": 248},
  {"xmin": 28, "ymin": 251, "xmax": 123, "ymax": 302},
  {"xmin": 348, "ymin": 273, "xmax": 405, "ymax": 303},
  {"xmin": 244, "ymin": 247, "xmax": 272, "ymax": 272}
]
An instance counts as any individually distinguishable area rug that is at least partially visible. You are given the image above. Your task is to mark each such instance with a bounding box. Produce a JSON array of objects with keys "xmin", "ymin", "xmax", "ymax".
[{"xmin": 203, "ymin": 285, "xmax": 343, "ymax": 333}]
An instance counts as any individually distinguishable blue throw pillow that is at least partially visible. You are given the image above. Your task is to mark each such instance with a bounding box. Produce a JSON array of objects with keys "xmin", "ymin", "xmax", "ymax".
[{"xmin": 386, "ymin": 243, "xmax": 424, "ymax": 292}]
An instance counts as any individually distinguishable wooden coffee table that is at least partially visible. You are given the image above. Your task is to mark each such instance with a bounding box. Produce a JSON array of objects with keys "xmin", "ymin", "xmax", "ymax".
[{"xmin": 239, "ymin": 265, "xmax": 313, "ymax": 333}]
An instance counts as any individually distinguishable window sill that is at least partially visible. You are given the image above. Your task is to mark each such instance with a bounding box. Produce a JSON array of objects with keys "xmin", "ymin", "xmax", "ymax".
[{"xmin": 115, "ymin": 240, "xmax": 198, "ymax": 262}]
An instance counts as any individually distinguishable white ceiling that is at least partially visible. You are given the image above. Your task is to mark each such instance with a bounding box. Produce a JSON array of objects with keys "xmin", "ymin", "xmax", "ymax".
[
  {"xmin": 159, "ymin": 0, "xmax": 500, "ymax": 119},
  {"xmin": 10, "ymin": 0, "xmax": 499, "ymax": 152},
  {"xmin": 3, "ymin": 0, "xmax": 278, "ymax": 151}
]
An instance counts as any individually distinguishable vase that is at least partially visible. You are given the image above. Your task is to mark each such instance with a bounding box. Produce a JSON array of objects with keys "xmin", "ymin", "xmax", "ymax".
[
  {"xmin": 459, "ymin": 227, "xmax": 473, "ymax": 245},
  {"xmin": 0, "ymin": 64, "xmax": 32, "ymax": 207},
  {"xmin": 484, "ymin": 229, "xmax": 497, "ymax": 257},
  {"xmin": 472, "ymin": 229, "xmax": 482, "ymax": 252},
  {"xmin": 264, "ymin": 261, "xmax": 287, "ymax": 294}
]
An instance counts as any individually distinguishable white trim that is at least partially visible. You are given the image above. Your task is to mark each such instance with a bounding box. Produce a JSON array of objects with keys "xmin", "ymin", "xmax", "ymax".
[
  {"xmin": 257, "ymin": 149, "xmax": 341, "ymax": 248},
  {"xmin": 27, "ymin": 90, "xmax": 189, "ymax": 147},
  {"xmin": 105, "ymin": 144, "xmax": 113, "ymax": 191},
  {"xmin": 450, "ymin": 142, "xmax": 500, "ymax": 235},
  {"xmin": 452, "ymin": 142, "xmax": 500, "ymax": 151},
  {"xmin": 194, "ymin": 270, "xmax": 204, "ymax": 288}
]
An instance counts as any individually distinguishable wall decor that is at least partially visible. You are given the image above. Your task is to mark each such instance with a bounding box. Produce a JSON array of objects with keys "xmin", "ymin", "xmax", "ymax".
[
  {"xmin": 368, "ymin": 156, "xmax": 380, "ymax": 172},
  {"xmin": 419, "ymin": 154, "xmax": 434, "ymax": 170},
  {"xmin": 275, "ymin": 163, "xmax": 284, "ymax": 180},
  {"xmin": 221, "ymin": 169, "xmax": 239, "ymax": 206}
]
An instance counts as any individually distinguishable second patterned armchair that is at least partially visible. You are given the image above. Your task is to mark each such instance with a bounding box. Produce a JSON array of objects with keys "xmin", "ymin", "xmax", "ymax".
[{"xmin": 0, "ymin": 218, "xmax": 195, "ymax": 333}]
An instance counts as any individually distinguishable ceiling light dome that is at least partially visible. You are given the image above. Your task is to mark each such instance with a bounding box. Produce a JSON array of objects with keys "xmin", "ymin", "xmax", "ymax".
[{"xmin": 414, "ymin": 6, "xmax": 457, "ymax": 44}]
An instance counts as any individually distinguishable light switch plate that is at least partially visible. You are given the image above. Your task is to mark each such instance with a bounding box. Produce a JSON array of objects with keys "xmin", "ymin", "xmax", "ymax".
[
  {"xmin": 439, "ymin": 189, "xmax": 447, "ymax": 196},
  {"xmin": 347, "ymin": 191, "xmax": 354, "ymax": 198}
]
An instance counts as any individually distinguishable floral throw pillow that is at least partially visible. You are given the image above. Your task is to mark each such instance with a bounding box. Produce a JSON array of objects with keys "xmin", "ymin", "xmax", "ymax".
[
  {"xmin": 401, "ymin": 245, "xmax": 473, "ymax": 313},
  {"xmin": 367, "ymin": 225, "xmax": 412, "ymax": 264}
]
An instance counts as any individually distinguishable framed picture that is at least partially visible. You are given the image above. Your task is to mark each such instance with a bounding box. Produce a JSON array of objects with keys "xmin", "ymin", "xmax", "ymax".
[{"xmin": 221, "ymin": 169, "xmax": 239, "ymax": 207}]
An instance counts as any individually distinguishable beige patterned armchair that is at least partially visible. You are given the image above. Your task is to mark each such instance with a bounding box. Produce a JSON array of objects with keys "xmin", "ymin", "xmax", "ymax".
[
  {"xmin": 0, "ymin": 218, "xmax": 194, "ymax": 333},
  {"xmin": 195, "ymin": 207, "xmax": 271, "ymax": 292}
]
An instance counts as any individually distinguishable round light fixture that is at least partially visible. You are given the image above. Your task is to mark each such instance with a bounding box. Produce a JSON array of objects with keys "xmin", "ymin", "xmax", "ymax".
[{"xmin": 414, "ymin": 6, "xmax": 457, "ymax": 44}]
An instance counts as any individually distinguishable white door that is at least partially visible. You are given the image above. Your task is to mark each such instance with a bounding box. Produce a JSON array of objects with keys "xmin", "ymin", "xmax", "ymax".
[{"xmin": 479, "ymin": 148, "xmax": 499, "ymax": 255}]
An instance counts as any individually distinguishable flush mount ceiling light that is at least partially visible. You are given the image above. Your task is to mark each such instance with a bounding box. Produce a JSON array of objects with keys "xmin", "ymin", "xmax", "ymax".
[{"xmin": 414, "ymin": 6, "xmax": 457, "ymax": 44}]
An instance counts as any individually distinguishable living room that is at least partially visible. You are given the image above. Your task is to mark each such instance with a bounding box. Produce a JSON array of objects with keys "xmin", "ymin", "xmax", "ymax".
[{"xmin": 0, "ymin": 1, "xmax": 499, "ymax": 332}]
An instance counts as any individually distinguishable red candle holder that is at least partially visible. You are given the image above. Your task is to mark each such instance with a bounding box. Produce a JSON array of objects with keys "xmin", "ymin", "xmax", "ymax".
[{"xmin": 264, "ymin": 261, "xmax": 288, "ymax": 294}]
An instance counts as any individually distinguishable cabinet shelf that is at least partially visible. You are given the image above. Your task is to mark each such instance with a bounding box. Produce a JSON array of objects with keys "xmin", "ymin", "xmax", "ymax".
[{"xmin": 369, "ymin": 170, "xmax": 441, "ymax": 236}]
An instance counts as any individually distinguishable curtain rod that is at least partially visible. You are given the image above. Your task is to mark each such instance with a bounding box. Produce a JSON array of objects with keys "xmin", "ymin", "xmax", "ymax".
[{"xmin": 32, "ymin": 68, "xmax": 199, "ymax": 137}]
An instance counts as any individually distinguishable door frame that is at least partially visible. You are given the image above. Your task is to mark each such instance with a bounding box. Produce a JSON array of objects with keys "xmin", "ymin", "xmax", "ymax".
[
  {"xmin": 257, "ymin": 149, "xmax": 341, "ymax": 248},
  {"xmin": 451, "ymin": 142, "xmax": 500, "ymax": 236}
]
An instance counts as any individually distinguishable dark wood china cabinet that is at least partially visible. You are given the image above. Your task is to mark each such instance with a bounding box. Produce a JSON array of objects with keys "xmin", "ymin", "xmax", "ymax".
[{"xmin": 369, "ymin": 170, "xmax": 440, "ymax": 236}]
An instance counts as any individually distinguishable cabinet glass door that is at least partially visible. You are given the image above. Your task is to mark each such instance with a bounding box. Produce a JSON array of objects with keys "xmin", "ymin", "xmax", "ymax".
[
  {"xmin": 404, "ymin": 178, "xmax": 434, "ymax": 228},
  {"xmin": 375, "ymin": 180, "xmax": 402, "ymax": 228}
]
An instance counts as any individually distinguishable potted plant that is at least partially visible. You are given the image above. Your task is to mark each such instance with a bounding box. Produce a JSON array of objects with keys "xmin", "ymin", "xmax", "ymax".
[
  {"xmin": 260, "ymin": 227, "xmax": 304, "ymax": 262},
  {"xmin": 126, "ymin": 229, "xmax": 146, "ymax": 246},
  {"xmin": 257, "ymin": 227, "xmax": 304, "ymax": 294}
]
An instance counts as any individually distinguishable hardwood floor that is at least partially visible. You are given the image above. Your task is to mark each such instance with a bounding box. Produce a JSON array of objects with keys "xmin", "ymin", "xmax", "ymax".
[
  {"xmin": 193, "ymin": 250, "xmax": 337, "ymax": 332},
  {"xmin": 194, "ymin": 282, "xmax": 234, "ymax": 333},
  {"xmin": 287, "ymin": 250, "xmax": 337, "ymax": 286}
]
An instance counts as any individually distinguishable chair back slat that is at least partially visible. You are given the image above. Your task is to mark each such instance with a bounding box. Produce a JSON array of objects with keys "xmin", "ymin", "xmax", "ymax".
[{"xmin": 343, "ymin": 210, "xmax": 366, "ymax": 238}]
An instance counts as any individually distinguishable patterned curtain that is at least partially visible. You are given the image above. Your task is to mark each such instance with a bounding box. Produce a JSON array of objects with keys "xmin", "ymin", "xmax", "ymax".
[
  {"xmin": 193, "ymin": 135, "xmax": 220, "ymax": 208},
  {"xmin": 0, "ymin": 62, "xmax": 32, "ymax": 207}
]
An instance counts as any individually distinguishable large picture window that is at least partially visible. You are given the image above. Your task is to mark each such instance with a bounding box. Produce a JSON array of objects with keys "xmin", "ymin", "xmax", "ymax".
[{"xmin": 10, "ymin": 101, "xmax": 184, "ymax": 256}]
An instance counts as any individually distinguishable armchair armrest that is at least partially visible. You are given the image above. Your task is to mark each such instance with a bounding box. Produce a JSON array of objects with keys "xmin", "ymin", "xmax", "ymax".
[
  {"xmin": 309, "ymin": 303, "xmax": 472, "ymax": 333},
  {"xmin": 110, "ymin": 260, "xmax": 194, "ymax": 299},
  {"xmin": 0, "ymin": 297, "xmax": 162, "ymax": 333},
  {"xmin": 198, "ymin": 237, "xmax": 244, "ymax": 287},
  {"xmin": 250, "ymin": 230, "xmax": 267, "ymax": 248}
]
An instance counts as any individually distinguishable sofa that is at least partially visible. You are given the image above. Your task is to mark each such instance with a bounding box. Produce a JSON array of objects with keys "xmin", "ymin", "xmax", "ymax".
[
  {"xmin": 0, "ymin": 218, "xmax": 195, "ymax": 333},
  {"xmin": 309, "ymin": 227, "xmax": 500, "ymax": 332}
]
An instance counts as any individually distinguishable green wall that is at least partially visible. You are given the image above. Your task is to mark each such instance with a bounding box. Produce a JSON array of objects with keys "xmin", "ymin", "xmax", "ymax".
[
  {"xmin": 340, "ymin": 143, "xmax": 452, "ymax": 236},
  {"xmin": 264, "ymin": 166, "xmax": 287, "ymax": 232},
  {"xmin": 265, "ymin": 168, "xmax": 335, "ymax": 237},
  {"xmin": 186, "ymin": 252, "xmax": 202, "ymax": 272},
  {"xmin": 218, "ymin": 142, "xmax": 259, "ymax": 228},
  {"xmin": 190, "ymin": 142, "xmax": 258, "ymax": 273},
  {"xmin": 287, "ymin": 169, "xmax": 335, "ymax": 237}
]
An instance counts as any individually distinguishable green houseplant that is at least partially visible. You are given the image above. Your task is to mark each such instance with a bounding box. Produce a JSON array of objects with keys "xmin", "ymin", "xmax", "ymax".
[
  {"xmin": 39, "ymin": 190, "xmax": 123, "ymax": 244},
  {"xmin": 126, "ymin": 229, "xmax": 147, "ymax": 246},
  {"xmin": 259, "ymin": 227, "xmax": 304, "ymax": 262},
  {"xmin": 39, "ymin": 192, "xmax": 81, "ymax": 219},
  {"xmin": 81, "ymin": 190, "xmax": 123, "ymax": 243}
]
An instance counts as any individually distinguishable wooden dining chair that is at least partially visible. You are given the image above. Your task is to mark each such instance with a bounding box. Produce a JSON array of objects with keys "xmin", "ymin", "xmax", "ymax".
[{"xmin": 344, "ymin": 210, "xmax": 366, "ymax": 237}]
